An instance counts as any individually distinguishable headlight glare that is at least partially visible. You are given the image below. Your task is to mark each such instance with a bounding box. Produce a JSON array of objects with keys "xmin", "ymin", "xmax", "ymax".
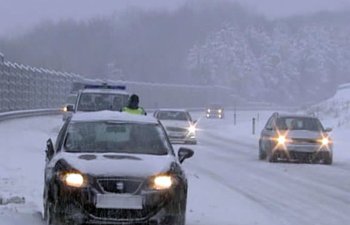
[
  {"xmin": 321, "ymin": 137, "xmax": 329, "ymax": 146},
  {"xmin": 218, "ymin": 109, "xmax": 222, "ymax": 113},
  {"xmin": 207, "ymin": 109, "xmax": 211, "ymax": 113},
  {"xmin": 277, "ymin": 136, "xmax": 286, "ymax": 145},
  {"xmin": 188, "ymin": 125, "xmax": 196, "ymax": 134},
  {"xmin": 63, "ymin": 172, "xmax": 85, "ymax": 188},
  {"xmin": 152, "ymin": 175, "xmax": 173, "ymax": 190}
]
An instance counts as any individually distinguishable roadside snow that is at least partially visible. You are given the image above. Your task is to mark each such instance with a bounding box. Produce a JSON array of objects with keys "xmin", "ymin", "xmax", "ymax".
[{"xmin": 1, "ymin": 110, "xmax": 350, "ymax": 225}]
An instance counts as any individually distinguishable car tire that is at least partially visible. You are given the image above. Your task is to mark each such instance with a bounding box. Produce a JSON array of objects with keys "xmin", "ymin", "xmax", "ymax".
[
  {"xmin": 323, "ymin": 153, "xmax": 333, "ymax": 165},
  {"xmin": 267, "ymin": 150, "xmax": 277, "ymax": 163},
  {"xmin": 258, "ymin": 142, "xmax": 266, "ymax": 160}
]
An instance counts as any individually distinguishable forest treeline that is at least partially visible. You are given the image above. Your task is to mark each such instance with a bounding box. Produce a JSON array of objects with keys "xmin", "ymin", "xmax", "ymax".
[{"xmin": 1, "ymin": 1, "xmax": 349, "ymax": 105}]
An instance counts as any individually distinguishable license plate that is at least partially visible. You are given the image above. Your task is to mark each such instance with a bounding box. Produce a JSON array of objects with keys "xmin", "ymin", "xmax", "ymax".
[{"xmin": 96, "ymin": 194, "xmax": 143, "ymax": 209}]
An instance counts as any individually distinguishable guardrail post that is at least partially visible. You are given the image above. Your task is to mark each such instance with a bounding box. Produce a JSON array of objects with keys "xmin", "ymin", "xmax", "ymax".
[
  {"xmin": 234, "ymin": 111, "xmax": 237, "ymax": 125},
  {"xmin": 252, "ymin": 117, "xmax": 256, "ymax": 135}
]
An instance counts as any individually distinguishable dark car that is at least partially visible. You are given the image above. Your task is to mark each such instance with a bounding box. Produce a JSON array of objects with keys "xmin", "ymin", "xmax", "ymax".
[
  {"xmin": 43, "ymin": 111, "xmax": 194, "ymax": 225},
  {"xmin": 61, "ymin": 93, "xmax": 77, "ymax": 121},
  {"xmin": 259, "ymin": 112, "xmax": 333, "ymax": 164},
  {"xmin": 205, "ymin": 104, "xmax": 224, "ymax": 119}
]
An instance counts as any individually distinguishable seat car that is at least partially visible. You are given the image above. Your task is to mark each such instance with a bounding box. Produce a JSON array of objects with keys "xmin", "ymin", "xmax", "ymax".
[
  {"xmin": 66, "ymin": 84, "xmax": 129, "ymax": 115},
  {"xmin": 205, "ymin": 104, "xmax": 224, "ymax": 119},
  {"xmin": 154, "ymin": 109, "xmax": 197, "ymax": 144},
  {"xmin": 61, "ymin": 93, "xmax": 78, "ymax": 121},
  {"xmin": 259, "ymin": 112, "xmax": 333, "ymax": 164},
  {"xmin": 43, "ymin": 111, "xmax": 194, "ymax": 225}
]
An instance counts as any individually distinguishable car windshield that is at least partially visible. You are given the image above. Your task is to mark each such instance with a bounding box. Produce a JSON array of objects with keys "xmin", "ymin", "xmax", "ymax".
[
  {"xmin": 64, "ymin": 122, "xmax": 170, "ymax": 155},
  {"xmin": 76, "ymin": 93, "xmax": 129, "ymax": 112},
  {"xmin": 208, "ymin": 104, "xmax": 222, "ymax": 109},
  {"xmin": 156, "ymin": 111, "xmax": 189, "ymax": 121},
  {"xmin": 276, "ymin": 117, "xmax": 324, "ymax": 131}
]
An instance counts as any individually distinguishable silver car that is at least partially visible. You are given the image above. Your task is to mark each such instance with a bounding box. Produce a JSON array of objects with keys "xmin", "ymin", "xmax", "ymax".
[
  {"xmin": 154, "ymin": 109, "xmax": 197, "ymax": 145},
  {"xmin": 259, "ymin": 113, "xmax": 333, "ymax": 164}
]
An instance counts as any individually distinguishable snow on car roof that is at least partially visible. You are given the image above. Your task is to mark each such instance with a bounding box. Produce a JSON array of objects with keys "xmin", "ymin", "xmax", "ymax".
[{"xmin": 71, "ymin": 111, "xmax": 157, "ymax": 123}]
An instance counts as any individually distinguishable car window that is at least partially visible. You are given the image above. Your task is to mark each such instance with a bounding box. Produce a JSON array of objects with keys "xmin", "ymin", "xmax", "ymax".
[
  {"xmin": 76, "ymin": 93, "xmax": 129, "ymax": 112},
  {"xmin": 265, "ymin": 117, "xmax": 274, "ymax": 130},
  {"xmin": 156, "ymin": 111, "xmax": 189, "ymax": 121},
  {"xmin": 64, "ymin": 122, "xmax": 171, "ymax": 155},
  {"xmin": 277, "ymin": 117, "xmax": 324, "ymax": 131}
]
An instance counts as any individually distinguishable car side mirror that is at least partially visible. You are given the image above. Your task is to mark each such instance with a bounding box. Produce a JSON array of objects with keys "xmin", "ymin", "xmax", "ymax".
[
  {"xmin": 46, "ymin": 138, "xmax": 55, "ymax": 161},
  {"xmin": 66, "ymin": 104, "xmax": 74, "ymax": 112},
  {"xmin": 324, "ymin": 127, "xmax": 332, "ymax": 132},
  {"xmin": 178, "ymin": 147, "xmax": 194, "ymax": 164}
]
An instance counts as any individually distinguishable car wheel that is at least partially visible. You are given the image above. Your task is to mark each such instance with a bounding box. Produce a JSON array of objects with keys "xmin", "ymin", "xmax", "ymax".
[
  {"xmin": 267, "ymin": 150, "xmax": 277, "ymax": 163},
  {"xmin": 323, "ymin": 152, "xmax": 333, "ymax": 165},
  {"xmin": 258, "ymin": 142, "xmax": 266, "ymax": 160}
]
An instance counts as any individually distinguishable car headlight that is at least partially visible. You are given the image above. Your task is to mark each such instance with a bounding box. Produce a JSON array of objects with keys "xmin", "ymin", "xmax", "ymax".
[
  {"xmin": 62, "ymin": 172, "xmax": 85, "ymax": 188},
  {"xmin": 151, "ymin": 175, "xmax": 173, "ymax": 190},
  {"xmin": 188, "ymin": 125, "xmax": 196, "ymax": 134},
  {"xmin": 218, "ymin": 109, "xmax": 222, "ymax": 113},
  {"xmin": 321, "ymin": 137, "xmax": 330, "ymax": 146},
  {"xmin": 62, "ymin": 106, "xmax": 68, "ymax": 112},
  {"xmin": 207, "ymin": 109, "xmax": 211, "ymax": 113},
  {"xmin": 277, "ymin": 136, "xmax": 286, "ymax": 145}
]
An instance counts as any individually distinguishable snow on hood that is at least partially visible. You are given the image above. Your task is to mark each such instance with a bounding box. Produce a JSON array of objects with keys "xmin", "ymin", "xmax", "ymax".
[
  {"xmin": 54, "ymin": 152, "xmax": 175, "ymax": 177},
  {"xmin": 160, "ymin": 120, "xmax": 192, "ymax": 129}
]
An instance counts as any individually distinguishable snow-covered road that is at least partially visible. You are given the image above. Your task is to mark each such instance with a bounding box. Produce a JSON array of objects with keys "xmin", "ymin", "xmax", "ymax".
[{"xmin": 1, "ymin": 111, "xmax": 350, "ymax": 225}]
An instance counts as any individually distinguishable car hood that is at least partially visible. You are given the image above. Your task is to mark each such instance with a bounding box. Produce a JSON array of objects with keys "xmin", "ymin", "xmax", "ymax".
[
  {"xmin": 53, "ymin": 152, "xmax": 175, "ymax": 177},
  {"xmin": 160, "ymin": 120, "xmax": 191, "ymax": 128},
  {"xmin": 286, "ymin": 130, "xmax": 325, "ymax": 139}
]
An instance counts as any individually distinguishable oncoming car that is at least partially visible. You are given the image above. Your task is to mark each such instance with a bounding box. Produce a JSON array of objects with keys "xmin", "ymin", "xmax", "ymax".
[
  {"xmin": 61, "ymin": 93, "xmax": 77, "ymax": 121},
  {"xmin": 154, "ymin": 109, "xmax": 197, "ymax": 144},
  {"xmin": 259, "ymin": 113, "xmax": 333, "ymax": 164},
  {"xmin": 43, "ymin": 111, "xmax": 194, "ymax": 225},
  {"xmin": 205, "ymin": 104, "xmax": 224, "ymax": 119}
]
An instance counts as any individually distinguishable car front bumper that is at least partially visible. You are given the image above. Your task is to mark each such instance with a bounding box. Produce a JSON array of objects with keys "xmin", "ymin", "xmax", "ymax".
[
  {"xmin": 206, "ymin": 113, "xmax": 223, "ymax": 118},
  {"xmin": 274, "ymin": 144, "xmax": 332, "ymax": 160},
  {"xmin": 168, "ymin": 134, "xmax": 197, "ymax": 144},
  {"xmin": 53, "ymin": 178, "xmax": 185, "ymax": 225}
]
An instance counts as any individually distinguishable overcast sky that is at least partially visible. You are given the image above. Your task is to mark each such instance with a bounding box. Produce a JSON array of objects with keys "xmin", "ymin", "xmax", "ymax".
[{"xmin": 0, "ymin": 0, "xmax": 350, "ymax": 37}]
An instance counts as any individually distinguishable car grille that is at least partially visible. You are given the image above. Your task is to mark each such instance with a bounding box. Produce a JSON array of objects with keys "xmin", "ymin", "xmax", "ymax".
[
  {"xmin": 291, "ymin": 138, "xmax": 318, "ymax": 144},
  {"xmin": 166, "ymin": 127, "xmax": 187, "ymax": 132},
  {"xmin": 97, "ymin": 178, "xmax": 143, "ymax": 194}
]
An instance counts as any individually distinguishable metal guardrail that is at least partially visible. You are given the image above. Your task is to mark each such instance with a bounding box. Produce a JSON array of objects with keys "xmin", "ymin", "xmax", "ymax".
[{"xmin": 0, "ymin": 109, "xmax": 61, "ymax": 122}]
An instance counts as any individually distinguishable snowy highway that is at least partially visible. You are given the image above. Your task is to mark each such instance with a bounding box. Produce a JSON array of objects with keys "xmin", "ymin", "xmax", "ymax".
[{"xmin": 1, "ymin": 111, "xmax": 350, "ymax": 225}]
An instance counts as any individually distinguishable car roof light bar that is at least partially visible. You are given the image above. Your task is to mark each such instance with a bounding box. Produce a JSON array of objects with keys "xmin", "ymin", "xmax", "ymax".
[{"xmin": 84, "ymin": 84, "xmax": 126, "ymax": 90}]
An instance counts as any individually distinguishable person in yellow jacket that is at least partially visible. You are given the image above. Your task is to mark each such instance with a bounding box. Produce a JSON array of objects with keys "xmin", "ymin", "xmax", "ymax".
[{"xmin": 122, "ymin": 94, "xmax": 147, "ymax": 115}]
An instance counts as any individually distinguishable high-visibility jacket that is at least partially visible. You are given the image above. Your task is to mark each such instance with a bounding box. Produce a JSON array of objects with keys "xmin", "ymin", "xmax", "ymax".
[{"xmin": 122, "ymin": 107, "xmax": 146, "ymax": 115}]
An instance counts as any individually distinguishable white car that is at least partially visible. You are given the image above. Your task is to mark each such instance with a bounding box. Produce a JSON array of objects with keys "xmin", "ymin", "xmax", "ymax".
[
  {"xmin": 67, "ymin": 85, "xmax": 129, "ymax": 114},
  {"xmin": 61, "ymin": 93, "xmax": 77, "ymax": 121},
  {"xmin": 154, "ymin": 109, "xmax": 197, "ymax": 144}
]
